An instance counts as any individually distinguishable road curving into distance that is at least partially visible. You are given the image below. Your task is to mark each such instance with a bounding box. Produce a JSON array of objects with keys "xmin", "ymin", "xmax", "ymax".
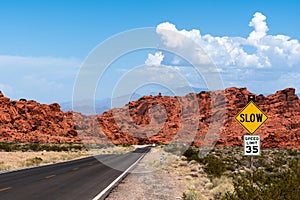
[{"xmin": 0, "ymin": 146, "xmax": 150, "ymax": 200}]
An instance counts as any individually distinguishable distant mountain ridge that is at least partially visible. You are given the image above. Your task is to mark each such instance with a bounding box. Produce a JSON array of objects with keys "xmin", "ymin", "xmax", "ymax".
[{"xmin": 60, "ymin": 87, "xmax": 208, "ymax": 115}]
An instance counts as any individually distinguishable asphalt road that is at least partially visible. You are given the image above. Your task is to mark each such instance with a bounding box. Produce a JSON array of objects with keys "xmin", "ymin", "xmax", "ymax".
[{"xmin": 0, "ymin": 147, "xmax": 150, "ymax": 200}]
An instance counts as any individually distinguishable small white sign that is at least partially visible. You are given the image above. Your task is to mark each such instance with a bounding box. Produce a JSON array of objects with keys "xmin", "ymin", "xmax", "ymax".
[
  {"xmin": 160, "ymin": 153, "xmax": 164, "ymax": 165},
  {"xmin": 244, "ymin": 135, "xmax": 260, "ymax": 156}
]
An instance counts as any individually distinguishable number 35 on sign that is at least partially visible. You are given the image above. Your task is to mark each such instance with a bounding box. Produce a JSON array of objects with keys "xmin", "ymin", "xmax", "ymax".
[{"xmin": 244, "ymin": 135, "xmax": 260, "ymax": 156}]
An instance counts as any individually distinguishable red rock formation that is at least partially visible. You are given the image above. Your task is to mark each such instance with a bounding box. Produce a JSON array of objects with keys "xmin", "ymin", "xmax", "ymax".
[
  {"xmin": 97, "ymin": 87, "xmax": 300, "ymax": 149},
  {"xmin": 0, "ymin": 92, "xmax": 80, "ymax": 143},
  {"xmin": 0, "ymin": 88, "xmax": 299, "ymax": 149},
  {"xmin": 212, "ymin": 88, "xmax": 299, "ymax": 149}
]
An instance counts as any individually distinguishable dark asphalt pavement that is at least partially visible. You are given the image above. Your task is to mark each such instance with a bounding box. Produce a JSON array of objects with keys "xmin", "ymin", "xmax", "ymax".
[{"xmin": 0, "ymin": 147, "xmax": 150, "ymax": 200}]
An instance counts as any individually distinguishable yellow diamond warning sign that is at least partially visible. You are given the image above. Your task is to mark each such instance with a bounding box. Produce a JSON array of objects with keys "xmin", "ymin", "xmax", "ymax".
[{"xmin": 235, "ymin": 101, "xmax": 268, "ymax": 134}]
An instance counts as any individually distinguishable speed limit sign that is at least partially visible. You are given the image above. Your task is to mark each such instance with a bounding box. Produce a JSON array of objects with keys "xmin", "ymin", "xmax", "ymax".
[{"xmin": 244, "ymin": 135, "xmax": 260, "ymax": 156}]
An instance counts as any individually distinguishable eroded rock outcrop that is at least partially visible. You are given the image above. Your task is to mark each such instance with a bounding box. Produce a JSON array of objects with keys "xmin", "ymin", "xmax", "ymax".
[
  {"xmin": 0, "ymin": 93, "xmax": 80, "ymax": 143},
  {"xmin": 0, "ymin": 88, "xmax": 299, "ymax": 149},
  {"xmin": 97, "ymin": 87, "xmax": 300, "ymax": 149}
]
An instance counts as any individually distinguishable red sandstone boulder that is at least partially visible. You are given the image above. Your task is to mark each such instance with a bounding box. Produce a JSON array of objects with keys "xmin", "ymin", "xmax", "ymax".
[{"xmin": 0, "ymin": 94, "xmax": 81, "ymax": 143}]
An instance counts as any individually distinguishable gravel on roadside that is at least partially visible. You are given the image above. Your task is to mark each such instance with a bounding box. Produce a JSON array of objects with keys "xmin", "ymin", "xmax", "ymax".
[{"xmin": 106, "ymin": 147, "xmax": 213, "ymax": 200}]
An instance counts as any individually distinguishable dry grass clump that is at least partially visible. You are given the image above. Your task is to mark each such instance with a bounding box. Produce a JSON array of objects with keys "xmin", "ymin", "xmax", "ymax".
[
  {"xmin": 0, "ymin": 151, "xmax": 90, "ymax": 172},
  {"xmin": 0, "ymin": 144, "xmax": 137, "ymax": 172},
  {"xmin": 88, "ymin": 145, "xmax": 135, "ymax": 155},
  {"xmin": 210, "ymin": 176, "xmax": 234, "ymax": 199},
  {"xmin": 0, "ymin": 161, "xmax": 11, "ymax": 171},
  {"xmin": 182, "ymin": 188, "xmax": 203, "ymax": 200}
]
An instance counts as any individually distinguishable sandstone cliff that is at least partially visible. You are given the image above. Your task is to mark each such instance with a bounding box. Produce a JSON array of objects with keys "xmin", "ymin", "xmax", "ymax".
[
  {"xmin": 0, "ymin": 91, "xmax": 79, "ymax": 143},
  {"xmin": 0, "ymin": 88, "xmax": 299, "ymax": 149},
  {"xmin": 97, "ymin": 87, "xmax": 300, "ymax": 149}
]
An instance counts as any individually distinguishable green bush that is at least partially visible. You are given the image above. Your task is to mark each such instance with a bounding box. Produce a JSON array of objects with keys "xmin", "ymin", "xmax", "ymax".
[
  {"xmin": 203, "ymin": 156, "xmax": 226, "ymax": 178},
  {"xmin": 183, "ymin": 147, "xmax": 201, "ymax": 162},
  {"xmin": 0, "ymin": 142, "xmax": 85, "ymax": 152},
  {"xmin": 183, "ymin": 147, "xmax": 225, "ymax": 178},
  {"xmin": 0, "ymin": 142, "xmax": 13, "ymax": 151},
  {"xmin": 121, "ymin": 143, "xmax": 132, "ymax": 147},
  {"xmin": 29, "ymin": 143, "xmax": 42, "ymax": 151},
  {"xmin": 287, "ymin": 148, "xmax": 298, "ymax": 156},
  {"xmin": 222, "ymin": 158, "xmax": 300, "ymax": 200}
]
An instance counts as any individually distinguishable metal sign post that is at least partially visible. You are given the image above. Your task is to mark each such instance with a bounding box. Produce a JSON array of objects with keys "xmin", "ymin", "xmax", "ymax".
[
  {"xmin": 243, "ymin": 134, "xmax": 261, "ymax": 185},
  {"xmin": 235, "ymin": 95, "xmax": 268, "ymax": 188}
]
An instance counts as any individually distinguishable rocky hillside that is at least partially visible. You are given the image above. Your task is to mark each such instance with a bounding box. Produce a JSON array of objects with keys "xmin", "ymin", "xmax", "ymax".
[
  {"xmin": 0, "ymin": 91, "xmax": 80, "ymax": 143},
  {"xmin": 98, "ymin": 87, "xmax": 300, "ymax": 149},
  {"xmin": 0, "ymin": 88, "xmax": 299, "ymax": 149}
]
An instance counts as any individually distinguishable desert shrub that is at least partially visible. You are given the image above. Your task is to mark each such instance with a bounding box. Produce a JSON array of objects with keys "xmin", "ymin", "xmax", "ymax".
[
  {"xmin": 183, "ymin": 147, "xmax": 201, "ymax": 162},
  {"xmin": 202, "ymin": 156, "xmax": 226, "ymax": 178},
  {"xmin": 86, "ymin": 143, "xmax": 114, "ymax": 149},
  {"xmin": 0, "ymin": 142, "xmax": 86, "ymax": 152},
  {"xmin": 182, "ymin": 188, "xmax": 203, "ymax": 200},
  {"xmin": 70, "ymin": 144, "xmax": 85, "ymax": 151},
  {"xmin": 211, "ymin": 176, "xmax": 234, "ymax": 199},
  {"xmin": 24, "ymin": 157, "xmax": 43, "ymax": 167},
  {"xmin": 0, "ymin": 142, "xmax": 13, "ymax": 151},
  {"xmin": 222, "ymin": 157, "xmax": 239, "ymax": 172},
  {"xmin": 0, "ymin": 161, "xmax": 11, "ymax": 171},
  {"xmin": 287, "ymin": 148, "xmax": 298, "ymax": 156},
  {"xmin": 43, "ymin": 143, "xmax": 85, "ymax": 152},
  {"xmin": 183, "ymin": 147, "xmax": 225, "ymax": 178},
  {"xmin": 164, "ymin": 142, "xmax": 188, "ymax": 155},
  {"xmin": 121, "ymin": 143, "xmax": 132, "ymax": 147},
  {"xmin": 0, "ymin": 142, "xmax": 23, "ymax": 151},
  {"xmin": 273, "ymin": 156, "xmax": 287, "ymax": 167},
  {"xmin": 28, "ymin": 143, "xmax": 43, "ymax": 151},
  {"xmin": 222, "ymin": 158, "xmax": 300, "ymax": 200}
]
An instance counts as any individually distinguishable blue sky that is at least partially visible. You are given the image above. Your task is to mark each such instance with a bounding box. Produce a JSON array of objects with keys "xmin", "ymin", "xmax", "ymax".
[{"xmin": 0, "ymin": 0, "xmax": 300, "ymax": 103}]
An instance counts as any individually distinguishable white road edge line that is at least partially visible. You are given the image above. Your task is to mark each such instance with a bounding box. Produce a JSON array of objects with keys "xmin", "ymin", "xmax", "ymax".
[{"xmin": 92, "ymin": 153, "xmax": 145, "ymax": 200}]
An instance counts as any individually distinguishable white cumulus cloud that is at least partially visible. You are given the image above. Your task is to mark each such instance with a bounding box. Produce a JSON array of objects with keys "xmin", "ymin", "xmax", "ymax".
[
  {"xmin": 248, "ymin": 12, "xmax": 269, "ymax": 41},
  {"xmin": 154, "ymin": 12, "xmax": 300, "ymax": 94},
  {"xmin": 145, "ymin": 51, "xmax": 165, "ymax": 66},
  {"xmin": 156, "ymin": 12, "xmax": 300, "ymax": 69}
]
